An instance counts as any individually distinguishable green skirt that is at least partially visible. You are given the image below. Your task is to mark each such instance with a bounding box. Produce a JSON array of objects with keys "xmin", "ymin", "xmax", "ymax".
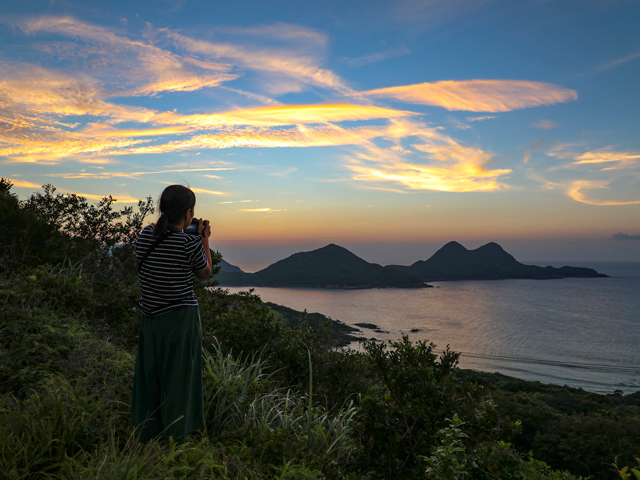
[{"xmin": 131, "ymin": 306, "xmax": 204, "ymax": 443}]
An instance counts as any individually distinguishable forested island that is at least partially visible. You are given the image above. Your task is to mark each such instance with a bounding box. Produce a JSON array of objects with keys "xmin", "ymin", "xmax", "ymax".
[
  {"xmin": 215, "ymin": 241, "xmax": 605, "ymax": 288},
  {"xmin": 1, "ymin": 180, "xmax": 637, "ymax": 480}
]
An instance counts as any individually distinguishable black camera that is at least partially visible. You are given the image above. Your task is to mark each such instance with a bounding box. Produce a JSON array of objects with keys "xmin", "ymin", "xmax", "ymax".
[{"xmin": 184, "ymin": 218, "xmax": 208, "ymax": 237}]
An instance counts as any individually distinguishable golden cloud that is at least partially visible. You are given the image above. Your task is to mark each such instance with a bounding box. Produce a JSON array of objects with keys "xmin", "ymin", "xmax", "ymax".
[
  {"xmin": 46, "ymin": 167, "xmax": 234, "ymax": 180},
  {"xmin": 567, "ymin": 180, "xmax": 640, "ymax": 206},
  {"xmin": 0, "ymin": 66, "xmax": 156, "ymax": 123},
  {"xmin": 155, "ymin": 103, "xmax": 417, "ymax": 128},
  {"xmin": 573, "ymin": 150, "xmax": 640, "ymax": 169},
  {"xmin": 239, "ymin": 208, "xmax": 286, "ymax": 212},
  {"xmin": 347, "ymin": 120, "xmax": 511, "ymax": 192},
  {"xmin": 361, "ymin": 80, "xmax": 577, "ymax": 112},
  {"xmin": 4, "ymin": 177, "xmax": 140, "ymax": 202}
]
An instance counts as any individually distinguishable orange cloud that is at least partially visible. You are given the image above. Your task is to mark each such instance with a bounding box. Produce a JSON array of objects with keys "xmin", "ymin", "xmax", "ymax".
[
  {"xmin": 118, "ymin": 124, "xmax": 385, "ymax": 154},
  {"xmin": 573, "ymin": 150, "xmax": 640, "ymax": 169},
  {"xmin": 0, "ymin": 66, "xmax": 156, "ymax": 123},
  {"xmin": 155, "ymin": 103, "xmax": 417, "ymax": 128},
  {"xmin": 239, "ymin": 208, "xmax": 287, "ymax": 212},
  {"xmin": 4, "ymin": 179, "xmax": 42, "ymax": 189},
  {"xmin": 82, "ymin": 123, "xmax": 195, "ymax": 137},
  {"xmin": 4, "ymin": 177, "xmax": 140, "ymax": 202},
  {"xmin": 361, "ymin": 80, "xmax": 577, "ymax": 112},
  {"xmin": 46, "ymin": 167, "xmax": 234, "ymax": 180},
  {"xmin": 346, "ymin": 119, "xmax": 511, "ymax": 192},
  {"xmin": 567, "ymin": 180, "xmax": 640, "ymax": 206}
]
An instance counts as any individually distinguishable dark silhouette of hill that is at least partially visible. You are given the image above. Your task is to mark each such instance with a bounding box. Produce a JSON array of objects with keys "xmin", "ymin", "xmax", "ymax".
[
  {"xmin": 215, "ymin": 244, "xmax": 427, "ymax": 288},
  {"xmin": 219, "ymin": 259, "xmax": 244, "ymax": 274},
  {"xmin": 389, "ymin": 241, "xmax": 607, "ymax": 281}
]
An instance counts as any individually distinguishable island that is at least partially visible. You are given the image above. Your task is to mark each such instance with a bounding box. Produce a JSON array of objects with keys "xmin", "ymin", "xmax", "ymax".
[
  {"xmin": 214, "ymin": 244, "xmax": 427, "ymax": 288},
  {"xmin": 214, "ymin": 241, "xmax": 606, "ymax": 288},
  {"xmin": 388, "ymin": 241, "xmax": 607, "ymax": 281}
]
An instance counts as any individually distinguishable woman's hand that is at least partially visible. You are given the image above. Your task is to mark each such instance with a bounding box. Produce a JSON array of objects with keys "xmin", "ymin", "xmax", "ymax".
[{"xmin": 198, "ymin": 219, "xmax": 211, "ymax": 239}]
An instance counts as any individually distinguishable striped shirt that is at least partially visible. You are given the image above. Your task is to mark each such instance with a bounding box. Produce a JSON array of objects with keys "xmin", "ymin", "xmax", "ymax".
[{"xmin": 135, "ymin": 224, "xmax": 208, "ymax": 316}]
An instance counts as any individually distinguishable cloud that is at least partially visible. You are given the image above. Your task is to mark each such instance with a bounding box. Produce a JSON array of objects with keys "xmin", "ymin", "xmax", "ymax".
[
  {"xmin": 212, "ymin": 23, "xmax": 328, "ymax": 47},
  {"xmin": 361, "ymin": 80, "xmax": 577, "ymax": 112},
  {"xmin": 344, "ymin": 46, "xmax": 410, "ymax": 67},
  {"xmin": 4, "ymin": 177, "xmax": 140, "ymax": 202},
  {"xmin": 612, "ymin": 232, "xmax": 640, "ymax": 241},
  {"xmin": 11, "ymin": 16, "xmax": 237, "ymax": 96},
  {"xmin": 45, "ymin": 167, "xmax": 234, "ymax": 180},
  {"xmin": 573, "ymin": 149, "xmax": 640, "ymax": 169},
  {"xmin": 4, "ymin": 179, "xmax": 42, "ymax": 189},
  {"xmin": 239, "ymin": 208, "xmax": 286, "ymax": 212},
  {"xmin": 532, "ymin": 119, "xmax": 560, "ymax": 129},
  {"xmin": 189, "ymin": 186, "xmax": 226, "ymax": 196},
  {"xmin": 0, "ymin": 65, "xmax": 156, "ymax": 123},
  {"xmin": 578, "ymin": 50, "xmax": 640, "ymax": 78},
  {"xmin": 567, "ymin": 180, "xmax": 640, "ymax": 206},
  {"xmin": 166, "ymin": 29, "xmax": 351, "ymax": 94},
  {"xmin": 467, "ymin": 115, "xmax": 496, "ymax": 122},
  {"xmin": 347, "ymin": 119, "xmax": 512, "ymax": 193},
  {"xmin": 155, "ymin": 103, "xmax": 417, "ymax": 128},
  {"xmin": 116, "ymin": 124, "xmax": 386, "ymax": 154},
  {"xmin": 218, "ymin": 199, "xmax": 258, "ymax": 204}
]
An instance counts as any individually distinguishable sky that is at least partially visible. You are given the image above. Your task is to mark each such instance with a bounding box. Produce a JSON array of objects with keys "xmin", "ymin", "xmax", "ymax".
[{"xmin": 1, "ymin": 0, "xmax": 639, "ymax": 269}]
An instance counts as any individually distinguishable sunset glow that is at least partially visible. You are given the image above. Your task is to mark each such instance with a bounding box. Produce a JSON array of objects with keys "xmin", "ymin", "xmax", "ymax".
[{"xmin": 1, "ymin": 0, "xmax": 639, "ymax": 264}]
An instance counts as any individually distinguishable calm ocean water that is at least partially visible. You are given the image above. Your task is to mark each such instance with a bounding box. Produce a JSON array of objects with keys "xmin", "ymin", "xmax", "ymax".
[{"xmin": 224, "ymin": 261, "xmax": 640, "ymax": 395}]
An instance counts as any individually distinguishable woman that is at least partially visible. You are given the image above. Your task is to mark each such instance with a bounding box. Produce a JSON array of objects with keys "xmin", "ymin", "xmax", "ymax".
[{"xmin": 131, "ymin": 184, "xmax": 212, "ymax": 443}]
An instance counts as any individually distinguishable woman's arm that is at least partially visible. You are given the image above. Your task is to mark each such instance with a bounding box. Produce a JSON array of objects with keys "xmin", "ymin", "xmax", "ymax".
[{"xmin": 195, "ymin": 219, "xmax": 212, "ymax": 279}]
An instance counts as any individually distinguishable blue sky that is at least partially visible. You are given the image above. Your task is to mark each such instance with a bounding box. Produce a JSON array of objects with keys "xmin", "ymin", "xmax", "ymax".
[{"xmin": 1, "ymin": 0, "xmax": 639, "ymax": 267}]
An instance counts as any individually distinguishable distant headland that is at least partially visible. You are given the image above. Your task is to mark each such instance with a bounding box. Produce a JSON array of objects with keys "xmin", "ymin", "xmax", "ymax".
[{"xmin": 214, "ymin": 241, "xmax": 607, "ymax": 288}]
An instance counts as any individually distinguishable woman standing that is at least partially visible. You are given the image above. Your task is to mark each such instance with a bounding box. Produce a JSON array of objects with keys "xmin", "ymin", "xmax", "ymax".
[{"xmin": 131, "ymin": 184, "xmax": 212, "ymax": 443}]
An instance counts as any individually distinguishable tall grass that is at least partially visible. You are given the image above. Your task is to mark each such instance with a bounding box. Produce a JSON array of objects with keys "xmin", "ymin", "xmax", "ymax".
[{"xmin": 202, "ymin": 339, "xmax": 358, "ymax": 465}]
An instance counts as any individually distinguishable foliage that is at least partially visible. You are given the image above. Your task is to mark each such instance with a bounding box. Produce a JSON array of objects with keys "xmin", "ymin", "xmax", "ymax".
[
  {"xmin": 356, "ymin": 336, "xmax": 510, "ymax": 479},
  {"xmin": 423, "ymin": 414, "xmax": 471, "ymax": 480},
  {"xmin": 0, "ymin": 180, "xmax": 636, "ymax": 480},
  {"xmin": 614, "ymin": 457, "xmax": 640, "ymax": 480}
]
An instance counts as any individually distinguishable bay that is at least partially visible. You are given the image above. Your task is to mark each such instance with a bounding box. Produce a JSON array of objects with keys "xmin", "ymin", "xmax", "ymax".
[{"xmin": 223, "ymin": 261, "xmax": 640, "ymax": 394}]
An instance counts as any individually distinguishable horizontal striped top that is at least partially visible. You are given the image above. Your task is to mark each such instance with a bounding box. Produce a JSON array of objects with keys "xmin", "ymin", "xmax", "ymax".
[{"xmin": 135, "ymin": 224, "xmax": 208, "ymax": 316}]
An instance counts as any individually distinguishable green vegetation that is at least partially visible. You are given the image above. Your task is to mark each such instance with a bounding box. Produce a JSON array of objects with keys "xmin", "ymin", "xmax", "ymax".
[{"xmin": 0, "ymin": 178, "xmax": 637, "ymax": 479}]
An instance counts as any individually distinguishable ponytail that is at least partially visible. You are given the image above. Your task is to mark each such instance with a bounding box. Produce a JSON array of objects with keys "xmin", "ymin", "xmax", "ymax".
[
  {"xmin": 153, "ymin": 212, "xmax": 170, "ymax": 237},
  {"xmin": 153, "ymin": 185, "xmax": 196, "ymax": 237}
]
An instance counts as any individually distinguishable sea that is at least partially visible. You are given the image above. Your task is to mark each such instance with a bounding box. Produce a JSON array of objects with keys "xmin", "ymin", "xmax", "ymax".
[{"xmin": 223, "ymin": 261, "xmax": 640, "ymax": 395}]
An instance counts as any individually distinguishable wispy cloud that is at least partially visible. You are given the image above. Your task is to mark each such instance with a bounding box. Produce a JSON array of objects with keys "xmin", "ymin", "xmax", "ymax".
[
  {"xmin": 612, "ymin": 232, "xmax": 640, "ymax": 241},
  {"xmin": 166, "ymin": 29, "xmax": 351, "ymax": 95},
  {"xmin": 532, "ymin": 119, "xmax": 560, "ymax": 129},
  {"xmin": 218, "ymin": 199, "xmax": 258, "ymax": 204},
  {"xmin": 4, "ymin": 177, "xmax": 140, "ymax": 202},
  {"xmin": 212, "ymin": 23, "xmax": 328, "ymax": 47},
  {"xmin": 239, "ymin": 207, "xmax": 286, "ymax": 212},
  {"xmin": 567, "ymin": 180, "xmax": 640, "ymax": 206},
  {"xmin": 189, "ymin": 186, "xmax": 226, "ymax": 196},
  {"xmin": 45, "ymin": 167, "xmax": 234, "ymax": 180},
  {"xmin": 573, "ymin": 149, "xmax": 640, "ymax": 169},
  {"xmin": 467, "ymin": 115, "xmax": 496, "ymax": 122},
  {"xmin": 155, "ymin": 103, "xmax": 417, "ymax": 128},
  {"xmin": 344, "ymin": 46, "xmax": 410, "ymax": 67},
  {"xmin": 11, "ymin": 16, "xmax": 237, "ymax": 96},
  {"xmin": 578, "ymin": 50, "xmax": 640, "ymax": 78},
  {"xmin": 361, "ymin": 80, "xmax": 577, "ymax": 112}
]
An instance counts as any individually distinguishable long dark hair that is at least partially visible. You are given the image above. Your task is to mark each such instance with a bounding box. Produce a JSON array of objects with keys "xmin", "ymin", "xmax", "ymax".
[{"xmin": 153, "ymin": 185, "xmax": 196, "ymax": 237}]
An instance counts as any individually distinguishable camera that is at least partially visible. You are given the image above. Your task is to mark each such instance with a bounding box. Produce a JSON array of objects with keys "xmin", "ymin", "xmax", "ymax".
[{"xmin": 184, "ymin": 218, "xmax": 208, "ymax": 237}]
